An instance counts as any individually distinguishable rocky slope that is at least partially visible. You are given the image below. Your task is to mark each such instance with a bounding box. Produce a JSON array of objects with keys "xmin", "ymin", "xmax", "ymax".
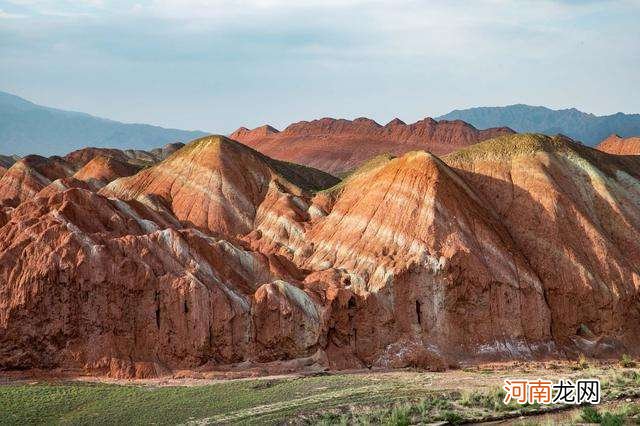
[
  {"xmin": 596, "ymin": 134, "xmax": 640, "ymax": 155},
  {"xmin": 0, "ymin": 155, "xmax": 75, "ymax": 207},
  {"xmin": 73, "ymin": 156, "xmax": 141, "ymax": 190},
  {"xmin": 0, "ymin": 143, "xmax": 184, "ymax": 209},
  {"xmin": 0, "ymin": 133, "xmax": 639, "ymax": 377},
  {"xmin": 64, "ymin": 142, "xmax": 185, "ymax": 168},
  {"xmin": 101, "ymin": 136, "xmax": 339, "ymax": 239},
  {"xmin": 445, "ymin": 134, "xmax": 640, "ymax": 356},
  {"xmin": 230, "ymin": 117, "xmax": 514, "ymax": 175},
  {"xmin": 0, "ymin": 155, "xmax": 19, "ymax": 169}
]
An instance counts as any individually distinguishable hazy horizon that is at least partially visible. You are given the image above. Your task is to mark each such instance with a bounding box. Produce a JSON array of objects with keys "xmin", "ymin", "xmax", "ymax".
[
  {"xmin": 1, "ymin": 0, "xmax": 639, "ymax": 134},
  {"xmin": 5, "ymin": 88, "xmax": 640, "ymax": 135}
]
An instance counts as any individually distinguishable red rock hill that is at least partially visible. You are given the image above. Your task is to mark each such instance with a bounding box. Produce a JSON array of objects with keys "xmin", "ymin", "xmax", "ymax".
[
  {"xmin": 230, "ymin": 117, "xmax": 514, "ymax": 175},
  {"xmin": 1, "ymin": 133, "xmax": 639, "ymax": 377},
  {"xmin": 596, "ymin": 134, "xmax": 640, "ymax": 155}
]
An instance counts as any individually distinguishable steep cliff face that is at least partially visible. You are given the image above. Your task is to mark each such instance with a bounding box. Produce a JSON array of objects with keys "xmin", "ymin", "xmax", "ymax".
[
  {"xmin": 230, "ymin": 117, "xmax": 514, "ymax": 175},
  {"xmin": 0, "ymin": 186, "xmax": 290, "ymax": 374},
  {"xmin": 597, "ymin": 134, "xmax": 640, "ymax": 155},
  {"xmin": 1, "ymin": 133, "xmax": 639, "ymax": 377},
  {"xmin": 0, "ymin": 137, "xmax": 341, "ymax": 376}
]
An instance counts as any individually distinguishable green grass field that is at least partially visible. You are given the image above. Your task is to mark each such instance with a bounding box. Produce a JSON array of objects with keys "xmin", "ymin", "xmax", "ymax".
[
  {"xmin": 1, "ymin": 364, "xmax": 639, "ymax": 425},
  {"xmin": 0, "ymin": 373, "xmax": 439, "ymax": 425}
]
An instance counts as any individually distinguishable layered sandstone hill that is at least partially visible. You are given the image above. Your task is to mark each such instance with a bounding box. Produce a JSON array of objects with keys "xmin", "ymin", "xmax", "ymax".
[
  {"xmin": 0, "ymin": 155, "xmax": 19, "ymax": 169},
  {"xmin": 73, "ymin": 156, "xmax": 141, "ymax": 190},
  {"xmin": 64, "ymin": 142, "xmax": 185, "ymax": 168},
  {"xmin": 101, "ymin": 136, "xmax": 339, "ymax": 239},
  {"xmin": 597, "ymin": 134, "xmax": 640, "ymax": 155},
  {"xmin": 1, "ymin": 133, "xmax": 639, "ymax": 378},
  {"xmin": 0, "ymin": 155, "xmax": 74, "ymax": 207},
  {"xmin": 445, "ymin": 135, "xmax": 640, "ymax": 356},
  {"xmin": 229, "ymin": 117, "xmax": 514, "ymax": 175},
  {"xmin": 0, "ymin": 143, "xmax": 186, "ymax": 209},
  {"xmin": 0, "ymin": 155, "xmax": 19, "ymax": 180}
]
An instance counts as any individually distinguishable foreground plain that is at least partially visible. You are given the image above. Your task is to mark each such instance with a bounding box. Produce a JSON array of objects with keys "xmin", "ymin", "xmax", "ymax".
[{"xmin": 1, "ymin": 361, "xmax": 640, "ymax": 425}]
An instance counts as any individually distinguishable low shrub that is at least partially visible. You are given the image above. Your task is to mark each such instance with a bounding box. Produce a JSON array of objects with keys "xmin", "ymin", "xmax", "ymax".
[{"xmin": 600, "ymin": 411, "xmax": 624, "ymax": 426}]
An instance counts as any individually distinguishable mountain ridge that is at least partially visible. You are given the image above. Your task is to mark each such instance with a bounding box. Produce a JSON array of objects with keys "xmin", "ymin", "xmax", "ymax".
[
  {"xmin": 438, "ymin": 104, "xmax": 640, "ymax": 145},
  {"xmin": 0, "ymin": 91, "xmax": 208, "ymax": 157},
  {"xmin": 229, "ymin": 117, "xmax": 515, "ymax": 175}
]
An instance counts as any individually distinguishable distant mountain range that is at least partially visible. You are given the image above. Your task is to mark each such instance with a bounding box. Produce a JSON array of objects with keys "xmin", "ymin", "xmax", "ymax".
[
  {"xmin": 0, "ymin": 91, "xmax": 208, "ymax": 156},
  {"xmin": 438, "ymin": 104, "xmax": 640, "ymax": 145},
  {"xmin": 3, "ymin": 90, "xmax": 639, "ymax": 157}
]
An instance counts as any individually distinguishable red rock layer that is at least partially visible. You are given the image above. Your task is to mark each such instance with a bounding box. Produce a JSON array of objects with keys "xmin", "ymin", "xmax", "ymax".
[
  {"xmin": 100, "ymin": 135, "xmax": 339, "ymax": 239},
  {"xmin": 1, "ymin": 133, "xmax": 640, "ymax": 378},
  {"xmin": 0, "ymin": 155, "xmax": 18, "ymax": 169},
  {"xmin": 0, "ymin": 143, "xmax": 186, "ymax": 209},
  {"xmin": 230, "ymin": 117, "xmax": 514, "ymax": 175},
  {"xmin": 596, "ymin": 134, "xmax": 640, "ymax": 155},
  {"xmin": 444, "ymin": 134, "xmax": 640, "ymax": 355},
  {"xmin": 65, "ymin": 142, "xmax": 186, "ymax": 168},
  {"xmin": 0, "ymin": 155, "xmax": 74, "ymax": 207},
  {"xmin": 73, "ymin": 156, "xmax": 140, "ymax": 189},
  {"xmin": 290, "ymin": 150, "xmax": 552, "ymax": 364}
]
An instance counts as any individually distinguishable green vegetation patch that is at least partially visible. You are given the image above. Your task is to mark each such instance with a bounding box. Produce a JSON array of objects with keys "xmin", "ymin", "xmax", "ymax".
[
  {"xmin": 0, "ymin": 373, "xmax": 434, "ymax": 425},
  {"xmin": 444, "ymin": 133, "xmax": 574, "ymax": 164},
  {"xmin": 2, "ymin": 365, "xmax": 640, "ymax": 425}
]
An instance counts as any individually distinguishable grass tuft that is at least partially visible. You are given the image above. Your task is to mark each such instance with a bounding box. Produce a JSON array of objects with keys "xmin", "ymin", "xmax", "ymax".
[
  {"xmin": 439, "ymin": 410, "xmax": 464, "ymax": 425},
  {"xmin": 619, "ymin": 354, "xmax": 636, "ymax": 368},
  {"xmin": 581, "ymin": 406, "xmax": 602, "ymax": 423},
  {"xmin": 385, "ymin": 404, "xmax": 410, "ymax": 426},
  {"xmin": 601, "ymin": 411, "xmax": 625, "ymax": 426},
  {"xmin": 574, "ymin": 353, "xmax": 590, "ymax": 370}
]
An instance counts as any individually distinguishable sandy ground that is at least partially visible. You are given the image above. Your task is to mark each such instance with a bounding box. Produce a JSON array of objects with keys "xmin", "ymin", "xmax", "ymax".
[{"xmin": 0, "ymin": 359, "xmax": 628, "ymax": 389}]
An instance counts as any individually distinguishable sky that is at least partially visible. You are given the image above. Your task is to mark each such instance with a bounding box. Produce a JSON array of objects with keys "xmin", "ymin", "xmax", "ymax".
[{"xmin": 0, "ymin": 0, "xmax": 639, "ymax": 133}]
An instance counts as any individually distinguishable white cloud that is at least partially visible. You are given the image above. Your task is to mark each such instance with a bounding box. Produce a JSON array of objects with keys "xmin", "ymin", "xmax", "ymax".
[{"xmin": 1, "ymin": 0, "xmax": 638, "ymax": 126}]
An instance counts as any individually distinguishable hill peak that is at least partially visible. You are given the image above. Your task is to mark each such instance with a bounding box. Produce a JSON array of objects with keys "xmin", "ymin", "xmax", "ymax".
[
  {"xmin": 444, "ymin": 133, "xmax": 584, "ymax": 165},
  {"xmin": 385, "ymin": 118, "xmax": 406, "ymax": 127},
  {"xmin": 229, "ymin": 125, "xmax": 279, "ymax": 142},
  {"xmin": 596, "ymin": 133, "xmax": 640, "ymax": 155},
  {"xmin": 73, "ymin": 155, "xmax": 139, "ymax": 189}
]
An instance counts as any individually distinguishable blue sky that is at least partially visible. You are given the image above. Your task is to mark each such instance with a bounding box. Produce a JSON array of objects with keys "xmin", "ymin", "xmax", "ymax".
[{"xmin": 0, "ymin": 0, "xmax": 639, "ymax": 133}]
